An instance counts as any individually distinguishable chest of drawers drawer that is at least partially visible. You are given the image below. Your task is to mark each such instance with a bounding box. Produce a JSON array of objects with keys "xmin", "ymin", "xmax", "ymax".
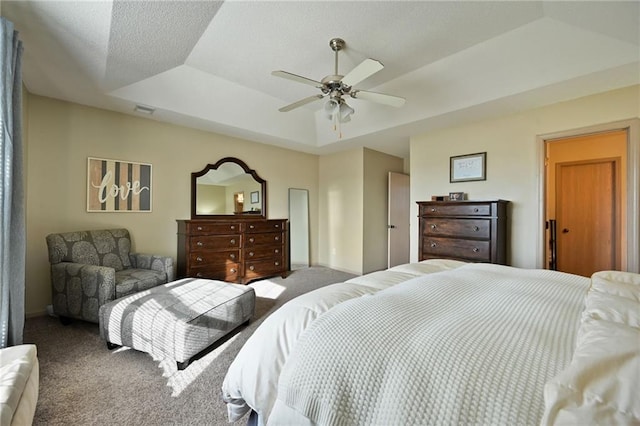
[
  {"xmin": 422, "ymin": 237, "xmax": 491, "ymax": 262},
  {"xmin": 244, "ymin": 258, "xmax": 285, "ymax": 281},
  {"xmin": 245, "ymin": 220, "xmax": 285, "ymax": 233},
  {"xmin": 245, "ymin": 232, "xmax": 284, "ymax": 247},
  {"xmin": 423, "ymin": 218, "xmax": 490, "ymax": 239},
  {"xmin": 188, "ymin": 250, "xmax": 239, "ymax": 265},
  {"xmin": 420, "ymin": 203, "xmax": 491, "ymax": 217},
  {"xmin": 189, "ymin": 235, "xmax": 240, "ymax": 251},
  {"xmin": 186, "ymin": 222, "xmax": 242, "ymax": 235},
  {"xmin": 190, "ymin": 263, "xmax": 240, "ymax": 282},
  {"xmin": 245, "ymin": 246, "xmax": 283, "ymax": 261}
]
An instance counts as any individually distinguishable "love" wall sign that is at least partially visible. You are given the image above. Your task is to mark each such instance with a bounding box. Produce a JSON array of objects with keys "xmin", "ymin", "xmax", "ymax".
[{"xmin": 87, "ymin": 157, "xmax": 152, "ymax": 212}]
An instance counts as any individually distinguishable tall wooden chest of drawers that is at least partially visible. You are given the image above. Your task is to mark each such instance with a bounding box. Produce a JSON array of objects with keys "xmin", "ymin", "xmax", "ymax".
[
  {"xmin": 176, "ymin": 219, "xmax": 288, "ymax": 284},
  {"xmin": 417, "ymin": 200, "xmax": 508, "ymax": 265}
]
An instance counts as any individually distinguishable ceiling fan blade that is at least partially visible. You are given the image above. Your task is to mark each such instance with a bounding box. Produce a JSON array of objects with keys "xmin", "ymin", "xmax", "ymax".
[
  {"xmin": 272, "ymin": 70, "xmax": 322, "ymax": 88},
  {"xmin": 350, "ymin": 90, "xmax": 405, "ymax": 108},
  {"xmin": 279, "ymin": 94, "xmax": 324, "ymax": 112},
  {"xmin": 341, "ymin": 58, "xmax": 384, "ymax": 87}
]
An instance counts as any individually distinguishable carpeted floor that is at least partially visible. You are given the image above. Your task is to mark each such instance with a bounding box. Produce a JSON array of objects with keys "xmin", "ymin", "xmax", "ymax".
[{"xmin": 24, "ymin": 266, "xmax": 356, "ymax": 426}]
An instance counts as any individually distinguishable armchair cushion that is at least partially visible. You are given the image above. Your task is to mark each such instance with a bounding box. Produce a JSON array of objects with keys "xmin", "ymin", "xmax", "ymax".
[{"xmin": 115, "ymin": 268, "xmax": 167, "ymax": 298}]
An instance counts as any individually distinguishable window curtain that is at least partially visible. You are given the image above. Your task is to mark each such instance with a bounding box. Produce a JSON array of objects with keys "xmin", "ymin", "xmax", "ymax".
[{"xmin": 0, "ymin": 17, "xmax": 25, "ymax": 348}]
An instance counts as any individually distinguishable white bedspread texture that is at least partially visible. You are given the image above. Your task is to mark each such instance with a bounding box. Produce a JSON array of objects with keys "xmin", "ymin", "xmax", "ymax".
[
  {"xmin": 222, "ymin": 259, "xmax": 462, "ymax": 422},
  {"xmin": 272, "ymin": 264, "xmax": 589, "ymax": 426}
]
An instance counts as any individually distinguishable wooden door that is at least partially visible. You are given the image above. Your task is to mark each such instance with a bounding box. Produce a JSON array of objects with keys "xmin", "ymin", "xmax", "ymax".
[
  {"xmin": 388, "ymin": 172, "xmax": 410, "ymax": 268},
  {"xmin": 556, "ymin": 159, "xmax": 619, "ymax": 276}
]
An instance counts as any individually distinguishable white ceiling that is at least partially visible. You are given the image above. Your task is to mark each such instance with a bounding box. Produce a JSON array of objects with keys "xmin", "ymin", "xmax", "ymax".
[{"xmin": 3, "ymin": 1, "xmax": 639, "ymax": 158}]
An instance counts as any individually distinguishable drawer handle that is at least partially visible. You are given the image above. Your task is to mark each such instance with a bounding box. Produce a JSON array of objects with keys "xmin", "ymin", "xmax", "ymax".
[
  {"xmin": 430, "ymin": 208, "xmax": 436, "ymax": 212},
  {"xmin": 430, "ymin": 242, "xmax": 437, "ymax": 248},
  {"xmin": 230, "ymin": 253, "xmax": 236, "ymax": 259},
  {"xmin": 473, "ymin": 226, "xmax": 479, "ymax": 232},
  {"xmin": 230, "ymin": 225, "xmax": 235, "ymax": 230},
  {"xmin": 249, "ymin": 238, "xmax": 255, "ymax": 243},
  {"xmin": 230, "ymin": 268, "xmax": 237, "ymax": 274},
  {"xmin": 474, "ymin": 208, "xmax": 479, "ymax": 212},
  {"xmin": 250, "ymin": 225, "xmax": 255, "ymax": 229},
  {"xmin": 472, "ymin": 248, "xmax": 479, "ymax": 253},
  {"xmin": 275, "ymin": 262, "xmax": 279, "ymax": 266},
  {"xmin": 249, "ymin": 266, "xmax": 255, "ymax": 271},
  {"xmin": 196, "ymin": 256, "xmax": 203, "ymax": 262},
  {"xmin": 249, "ymin": 251, "xmax": 254, "ymax": 257},
  {"xmin": 430, "ymin": 224, "xmax": 437, "ymax": 230},
  {"xmin": 196, "ymin": 272, "xmax": 203, "ymax": 277},
  {"xmin": 274, "ymin": 236, "xmax": 279, "ymax": 241},
  {"xmin": 275, "ymin": 224, "xmax": 280, "ymax": 228},
  {"xmin": 196, "ymin": 241, "xmax": 203, "ymax": 247},
  {"xmin": 230, "ymin": 239, "xmax": 236, "ymax": 245},
  {"xmin": 275, "ymin": 249, "xmax": 279, "ymax": 254},
  {"xmin": 197, "ymin": 226, "xmax": 203, "ymax": 231}
]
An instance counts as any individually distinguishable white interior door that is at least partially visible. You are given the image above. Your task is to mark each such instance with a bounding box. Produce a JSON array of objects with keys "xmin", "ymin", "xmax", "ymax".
[{"xmin": 388, "ymin": 172, "xmax": 410, "ymax": 268}]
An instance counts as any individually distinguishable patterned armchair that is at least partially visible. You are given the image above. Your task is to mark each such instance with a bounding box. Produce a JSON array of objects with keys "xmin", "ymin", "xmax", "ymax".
[{"xmin": 45, "ymin": 229, "xmax": 174, "ymax": 324}]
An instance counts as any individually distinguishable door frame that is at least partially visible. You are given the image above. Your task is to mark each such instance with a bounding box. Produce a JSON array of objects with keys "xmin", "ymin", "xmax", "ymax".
[{"xmin": 536, "ymin": 118, "xmax": 640, "ymax": 272}]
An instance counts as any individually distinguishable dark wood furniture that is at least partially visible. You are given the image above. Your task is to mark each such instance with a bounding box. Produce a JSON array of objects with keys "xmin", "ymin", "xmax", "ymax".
[
  {"xmin": 417, "ymin": 200, "xmax": 508, "ymax": 264},
  {"xmin": 176, "ymin": 218, "xmax": 288, "ymax": 284}
]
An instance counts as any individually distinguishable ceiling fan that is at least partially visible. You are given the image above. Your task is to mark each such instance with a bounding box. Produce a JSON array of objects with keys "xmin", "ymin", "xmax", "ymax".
[{"xmin": 272, "ymin": 38, "xmax": 405, "ymax": 126}]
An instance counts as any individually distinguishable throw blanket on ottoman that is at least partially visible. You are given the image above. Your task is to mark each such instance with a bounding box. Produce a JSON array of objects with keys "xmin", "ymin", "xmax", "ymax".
[{"xmin": 99, "ymin": 278, "xmax": 255, "ymax": 369}]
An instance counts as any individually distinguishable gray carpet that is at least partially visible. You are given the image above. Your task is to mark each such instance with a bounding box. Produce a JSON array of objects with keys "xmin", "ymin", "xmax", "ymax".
[{"xmin": 24, "ymin": 266, "xmax": 356, "ymax": 425}]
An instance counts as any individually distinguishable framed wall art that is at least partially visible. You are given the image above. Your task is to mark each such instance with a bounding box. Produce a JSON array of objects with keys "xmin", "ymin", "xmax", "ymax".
[
  {"xmin": 87, "ymin": 157, "xmax": 152, "ymax": 212},
  {"xmin": 450, "ymin": 152, "xmax": 486, "ymax": 183},
  {"xmin": 250, "ymin": 191, "xmax": 259, "ymax": 204}
]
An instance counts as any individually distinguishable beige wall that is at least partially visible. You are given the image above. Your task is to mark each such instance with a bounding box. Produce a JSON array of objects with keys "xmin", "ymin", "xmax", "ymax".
[
  {"xmin": 318, "ymin": 147, "xmax": 404, "ymax": 275},
  {"xmin": 363, "ymin": 148, "xmax": 404, "ymax": 273},
  {"xmin": 25, "ymin": 94, "xmax": 320, "ymax": 316},
  {"xmin": 318, "ymin": 149, "xmax": 364, "ymax": 274},
  {"xmin": 410, "ymin": 85, "xmax": 640, "ymax": 268}
]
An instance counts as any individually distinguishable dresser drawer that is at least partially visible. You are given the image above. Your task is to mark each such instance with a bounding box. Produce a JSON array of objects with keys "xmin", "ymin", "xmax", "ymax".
[
  {"xmin": 420, "ymin": 203, "xmax": 491, "ymax": 217},
  {"xmin": 245, "ymin": 232, "xmax": 284, "ymax": 247},
  {"xmin": 189, "ymin": 235, "xmax": 240, "ymax": 251},
  {"xmin": 244, "ymin": 258, "xmax": 285, "ymax": 280},
  {"xmin": 189, "ymin": 250, "xmax": 240, "ymax": 265},
  {"xmin": 190, "ymin": 263, "xmax": 240, "ymax": 281},
  {"xmin": 187, "ymin": 222, "xmax": 242, "ymax": 235},
  {"xmin": 245, "ymin": 246, "xmax": 284, "ymax": 261},
  {"xmin": 245, "ymin": 220, "xmax": 286, "ymax": 233},
  {"xmin": 423, "ymin": 218, "xmax": 490, "ymax": 239},
  {"xmin": 422, "ymin": 237, "xmax": 491, "ymax": 262}
]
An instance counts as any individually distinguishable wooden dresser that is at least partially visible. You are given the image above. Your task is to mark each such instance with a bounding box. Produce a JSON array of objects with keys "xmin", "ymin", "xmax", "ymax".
[
  {"xmin": 176, "ymin": 219, "xmax": 288, "ymax": 284},
  {"xmin": 417, "ymin": 200, "xmax": 508, "ymax": 264}
]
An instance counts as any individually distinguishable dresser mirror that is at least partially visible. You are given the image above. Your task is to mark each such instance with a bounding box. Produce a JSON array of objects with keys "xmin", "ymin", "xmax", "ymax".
[{"xmin": 191, "ymin": 157, "xmax": 266, "ymax": 219}]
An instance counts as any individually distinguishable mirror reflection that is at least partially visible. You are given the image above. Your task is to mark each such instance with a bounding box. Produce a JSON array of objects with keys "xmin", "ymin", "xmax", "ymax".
[{"xmin": 191, "ymin": 157, "xmax": 266, "ymax": 218}]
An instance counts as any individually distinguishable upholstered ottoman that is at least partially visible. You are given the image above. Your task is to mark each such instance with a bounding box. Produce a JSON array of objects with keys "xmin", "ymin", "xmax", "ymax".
[{"xmin": 99, "ymin": 278, "xmax": 255, "ymax": 369}]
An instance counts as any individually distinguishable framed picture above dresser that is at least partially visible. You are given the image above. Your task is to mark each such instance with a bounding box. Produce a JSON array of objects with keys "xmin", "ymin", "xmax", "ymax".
[{"xmin": 417, "ymin": 200, "xmax": 508, "ymax": 265}]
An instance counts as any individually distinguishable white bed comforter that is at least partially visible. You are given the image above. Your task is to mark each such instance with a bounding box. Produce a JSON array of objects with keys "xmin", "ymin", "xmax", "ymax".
[
  {"xmin": 221, "ymin": 259, "xmax": 466, "ymax": 423},
  {"xmin": 268, "ymin": 263, "xmax": 590, "ymax": 426}
]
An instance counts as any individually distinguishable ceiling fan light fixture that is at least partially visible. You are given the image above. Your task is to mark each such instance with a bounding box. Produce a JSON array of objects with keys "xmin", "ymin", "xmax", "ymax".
[{"xmin": 339, "ymin": 102, "xmax": 354, "ymax": 122}]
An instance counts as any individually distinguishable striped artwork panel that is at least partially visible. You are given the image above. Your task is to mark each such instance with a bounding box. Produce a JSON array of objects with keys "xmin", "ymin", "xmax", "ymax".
[{"xmin": 87, "ymin": 157, "xmax": 152, "ymax": 212}]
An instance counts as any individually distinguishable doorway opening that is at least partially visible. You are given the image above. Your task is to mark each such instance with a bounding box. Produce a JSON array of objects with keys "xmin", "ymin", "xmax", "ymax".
[{"xmin": 541, "ymin": 122, "xmax": 639, "ymax": 275}]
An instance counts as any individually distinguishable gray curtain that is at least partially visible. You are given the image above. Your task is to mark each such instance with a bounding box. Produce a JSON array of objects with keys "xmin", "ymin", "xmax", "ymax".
[{"xmin": 0, "ymin": 17, "xmax": 25, "ymax": 348}]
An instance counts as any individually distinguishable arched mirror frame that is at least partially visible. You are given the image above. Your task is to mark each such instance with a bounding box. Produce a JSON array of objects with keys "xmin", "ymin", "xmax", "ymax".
[{"xmin": 191, "ymin": 157, "xmax": 267, "ymax": 219}]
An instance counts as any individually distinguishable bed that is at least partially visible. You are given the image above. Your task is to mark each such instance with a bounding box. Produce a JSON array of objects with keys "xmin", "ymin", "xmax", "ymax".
[{"xmin": 221, "ymin": 260, "xmax": 640, "ymax": 426}]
